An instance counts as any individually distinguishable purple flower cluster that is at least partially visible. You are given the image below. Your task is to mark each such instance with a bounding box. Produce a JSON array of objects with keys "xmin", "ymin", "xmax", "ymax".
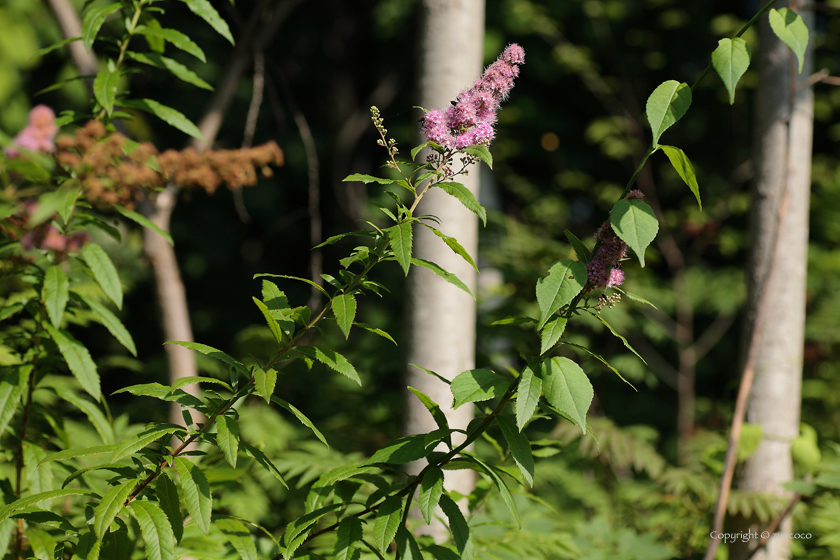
[
  {"xmin": 421, "ymin": 44, "xmax": 525, "ymax": 150},
  {"xmin": 5, "ymin": 105, "xmax": 58, "ymax": 157},
  {"xmin": 586, "ymin": 220, "xmax": 628, "ymax": 289}
]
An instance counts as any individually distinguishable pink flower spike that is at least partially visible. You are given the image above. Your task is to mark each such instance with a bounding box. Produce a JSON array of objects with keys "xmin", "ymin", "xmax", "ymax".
[
  {"xmin": 502, "ymin": 44, "xmax": 526, "ymax": 65},
  {"xmin": 606, "ymin": 267, "xmax": 625, "ymax": 288}
]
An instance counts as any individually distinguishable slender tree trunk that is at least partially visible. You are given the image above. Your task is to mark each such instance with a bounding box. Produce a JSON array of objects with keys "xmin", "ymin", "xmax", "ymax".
[
  {"xmin": 730, "ymin": 3, "xmax": 813, "ymax": 559},
  {"xmin": 405, "ymin": 0, "xmax": 485, "ymax": 521}
]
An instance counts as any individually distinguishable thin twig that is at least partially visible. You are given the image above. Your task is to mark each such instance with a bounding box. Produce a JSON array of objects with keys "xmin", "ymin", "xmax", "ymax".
[{"xmin": 737, "ymin": 492, "xmax": 803, "ymax": 560}]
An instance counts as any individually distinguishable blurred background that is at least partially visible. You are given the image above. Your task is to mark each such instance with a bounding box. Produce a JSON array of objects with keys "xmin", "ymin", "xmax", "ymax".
[{"xmin": 2, "ymin": 0, "xmax": 840, "ymax": 557}]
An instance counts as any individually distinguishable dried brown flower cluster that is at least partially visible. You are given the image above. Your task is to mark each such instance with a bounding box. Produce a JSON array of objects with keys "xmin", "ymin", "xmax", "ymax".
[{"xmin": 55, "ymin": 121, "xmax": 284, "ymax": 208}]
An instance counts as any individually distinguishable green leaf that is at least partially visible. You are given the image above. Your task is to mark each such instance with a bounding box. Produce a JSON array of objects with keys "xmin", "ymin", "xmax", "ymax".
[
  {"xmin": 540, "ymin": 317, "xmax": 567, "ymax": 356},
  {"xmin": 253, "ymin": 367, "xmax": 277, "ymax": 403},
  {"xmin": 240, "ymin": 443, "xmax": 288, "ymax": 488},
  {"xmin": 254, "ymin": 273, "xmax": 329, "ymax": 297},
  {"xmin": 464, "ymin": 453, "xmax": 520, "ymax": 527},
  {"xmin": 541, "ymin": 357, "xmax": 593, "ymax": 434},
  {"xmin": 409, "ymin": 363, "xmax": 450, "ymax": 385},
  {"xmin": 711, "ymin": 38, "xmax": 751, "ymax": 104},
  {"xmin": 82, "ymin": 3, "xmax": 122, "ymax": 52},
  {"xmin": 170, "ymin": 376, "xmax": 231, "ymax": 392},
  {"xmin": 129, "ymin": 500, "xmax": 175, "ymax": 560},
  {"xmin": 353, "ymin": 322, "xmax": 397, "ymax": 345},
  {"xmin": 94, "ymin": 479, "xmax": 135, "ymax": 538},
  {"xmin": 535, "ymin": 259, "xmax": 587, "ymax": 329},
  {"xmin": 13, "ymin": 510, "xmax": 75, "ymax": 532},
  {"xmin": 181, "ymin": 0, "xmax": 235, "ymax": 44},
  {"xmin": 618, "ymin": 289, "xmax": 657, "ymax": 309},
  {"xmin": 408, "ymin": 387, "xmax": 449, "ymax": 433},
  {"xmin": 491, "ymin": 316, "xmax": 536, "ymax": 326},
  {"xmin": 439, "ymin": 494, "xmax": 473, "ymax": 560},
  {"xmin": 175, "ymin": 457, "xmax": 212, "ymax": 535},
  {"xmin": 645, "ymin": 80, "xmax": 692, "ymax": 147},
  {"xmin": 29, "ymin": 36, "xmax": 82, "ymax": 60},
  {"xmin": 81, "ymin": 243, "xmax": 122, "ymax": 309},
  {"xmin": 165, "ymin": 341, "xmax": 248, "ymax": 375},
  {"xmin": 270, "ymin": 396, "xmax": 328, "ymax": 447},
  {"xmin": 0, "ymin": 490, "xmax": 94, "ymax": 523},
  {"xmin": 588, "ymin": 311, "xmax": 647, "ymax": 365},
  {"xmin": 564, "ymin": 230, "xmax": 591, "ymax": 263},
  {"xmin": 45, "ymin": 324, "xmax": 100, "ymax": 401},
  {"xmin": 451, "ymin": 369, "xmax": 508, "ymax": 409},
  {"xmin": 496, "ymin": 416, "xmax": 534, "ymax": 487},
  {"xmin": 610, "ymin": 199, "xmax": 659, "ymax": 267},
  {"xmin": 395, "ymin": 527, "xmax": 424, "ymax": 560},
  {"xmin": 373, "ymin": 496, "xmax": 404, "ymax": 553},
  {"xmin": 435, "ymin": 182, "xmax": 486, "ymax": 226},
  {"xmin": 111, "ymin": 382, "xmax": 171, "ymax": 399},
  {"xmin": 125, "ymin": 52, "xmax": 213, "ymax": 91},
  {"xmin": 769, "ymin": 7, "xmax": 809, "ymax": 73},
  {"xmin": 216, "ymin": 518, "xmax": 257, "ymax": 560},
  {"xmin": 114, "ymin": 206, "xmax": 173, "ymax": 245},
  {"xmin": 461, "ymin": 144, "xmax": 493, "ymax": 169},
  {"xmin": 660, "ymin": 146, "xmax": 701, "ymax": 210},
  {"xmin": 111, "ymin": 425, "xmax": 182, "ymax": 462},
  {"xmin": 334, "ymin": 516, "xmax": 363, "ymax": 560},
  {"xmin": 295, "ymin": 346, "xmax": 361, "ymax": 385},
  {"xmin": 120, "ymin": 99, "xmax": 204, "ymax": 141},
  {"xmin": 61, "ymin": 391, "xmax": 115, "ymax": 444},
  {"xmin": 132, "ymin": 25, "xmax": 206, "ymax": 61},
  {"xmin": 253, "ymin": 297, "xmax": 284, "ymax": 345},
  {"xmin": 43, "ymin": 265, "xmax": 69, "ymax": 328},
  {"xmin": 93, "ymin": 69, "xmax": 119, "ymax": 116},
  {"xmin": 425, "ymin": 545, "xmax": 462, "ymax": 560},
  {"xmin": 71, "ymin": 530, "xmax": 101, "ymax": 560},
  {"xmin": 39, "ymin": 445, "xmax": 114, "ymax": 464},
  {"xmin": 387, "ymin": 222, "xmax": 413, "ymax": 276},
  {"xmin": 515, "ymin": 366, "xmax": 542, "ymax": 431},
  {"xmin": 418, "ymin": 466, "xmax": 444, "ymax": 524},
  {"xmin": 411, "ymin": 258, "xmax": 473, "ymax": 299},
  {"xmin": 423, "ymin": 225, "xmax": 478, "ymax": 272},
  {"xmin": 216, "ymin": 415, "xmax": 240, "ymax": 468},
  {"xmin": 343, "ymin": 173, "xmax": 394, "ymax": 184},
  {"xmin": 332, "ymin": 293, "xmax": 357, "ymax": 339},
  {"xmin": 261, "ymin": 281, "xmax": 294, "ymax": 334},
  {"xmin": 365, "ymin": 434, "xmax": 428, "ymax": 465},
  {"xmin": 283, "ymin": 503, "xmax": 344, "ymax": 558},
  {"xmin": 561, "ymin": 339, "xmax": 636, "ymax": 389},
  {"xmin": 155, "ymin": 473, "xmax": 183, "ymax": 543},
  {"xmin": 79, "ymin": 295, "xmax": 137, "ymax": 356}
]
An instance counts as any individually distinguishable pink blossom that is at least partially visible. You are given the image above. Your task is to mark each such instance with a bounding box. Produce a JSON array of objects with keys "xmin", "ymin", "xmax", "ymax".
[
  {"xmin": 606, "ymin": 267, "xmax": 625, "ymax": 288},
  {"xmin": 446, "ymin": 103, "xmax": 477, "ymax": 131},
  {"xmin": 502, "ymin": 43, "xmax": 526, "ymax": 65},
  {"xmin": 5, "ymin": 105, "xmax": 58, "ymax": 157}
]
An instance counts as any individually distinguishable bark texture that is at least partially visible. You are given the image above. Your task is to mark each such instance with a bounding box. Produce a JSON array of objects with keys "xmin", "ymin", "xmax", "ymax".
[
  {"xmin": 730, "ymin": 3, "xmax": 814, "ymax": 559},
  {"xmin": 405, "ymin": 0, "xmax": 485, "ymax": 507}
]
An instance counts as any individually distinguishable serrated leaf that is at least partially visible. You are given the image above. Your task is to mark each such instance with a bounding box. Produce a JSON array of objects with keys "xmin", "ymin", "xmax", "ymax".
[
  {"xmin": 175, "ymin": 457, "xmax": 212, "ymax": 535},
  {"xmin": 408, "ymin": 387, "xmax": 449, "ymax": 433},
  {"xmin": 395, "ymin": 526, "xmax": 424, "ymax": 560},
  {"xmin": 129, "ymin": 500, "xmax": 175, "ymax": 560},
  {"xmin": 114, "ymin": 206, "xmax": 173, "ymax": 245},
  {"xmin": 60, "ymin": 391, "xmax": 115, "ymax": 444},
  {"xmin": 425, "ymin": 545, "xmax": 462, "ymax": 560},
  {"xmin": 411, "ymin": 258, "xmax": 473, "ymax": 299},
  {"xmin": 711, "ymin": 38, "xmax": 751, "ymax": 104},
  {"xmin": 496, "ymin": 416, "xmax": 534, "ymax": 487},
  {"xmin": 125, "ymin": 51, "xmax": 212, "ymax": 90},
  {"xmin": 491, "ymin": 316, "xmax": 536, "ymax": 326},
  {"xmin": 769, "ymin": 8, "xmax": 809, "ymax": 73},
  {"xmin": 461, "ymin": 144, "xmax": 493, "ymax": 169},
  {"xmin": 94, "ymin": 479, "xmax": 135, "ymax": 538},
  {"xmin": 343, "ymin": 173, "xmax": 395, "ymax": 184},
  {"xmin": 419, "ymin": 466, "xmax": 444, "ymax": 524},
  {"xmin": 423, "ymin": 225, "xmax": 478, "ymax": 272},
  {"xmin": 111, "ymin": 425, "xmax": 182, "ymax": 462},
  {"xmin": 240, "ymin": 443, "xmax": 288, "ymax": 488},
  {"xmin": 450, "ymin": 369, "xmax": 508, "ymax": 409},
  {"xmin": 564, "ymin": 229, "xmax": 591, "ymax": 263},
  {"xmin": 253, "ymin": 297, "xmax": 284, "ymax": 345},
  {"xmin": 660, "ymin": 146, "xmax": 701, "ymax": 210},
  {"xmin": 254, "ymin": 367, "xmax": 277, "ymax": 403},
  {"xmin": 588, "ymin": 311, "xmax": 647, "ymax": 365},
  {"xmin": 79, "ymin": 295, "xmax": 136, "ymax": 356},
  {"xmin": 170, "ymin": 376, "xmax": 231, "ymax": 391},
  {"xmin": 283, "ymin": 503, "xmax": 344, "ymax": 558},
  {"xmin": 409, "ymin": 363, "xmax": 451, "ymax": 385},
  {"xmin": 435, "ymin": 182, "xmax": 486, "ymax": 226},
  {"xmin": 43, "ymin": 265, "xmax": 69, "ymax": 328},
  {"xmin": 560, "ymin": 339, "xmax": 635, "ymax": 389},
  {"xmin": 181, "ymin": 0, "xmax": 234, "ymax": 44},
  {"xmin": 332, "ymin": 293, "xmax": 356, "ymax": 339},
  {"xmin": 12, "ymin": 510, "xmax": 75, "ymax": 532},
  {"xmin": 155, "ymin": 473, "xmax": 183, "ymax": 543},
  {"xmin": 164, "ymin": 341, "xmax": 248, "ymax": 375},
  {"xmin": 82, "ymin": 3, "xmax": 122, "ymax": 51},
  {"xmin": 535, "ymin": 259, "xmax": 587, "ymax": 329},
  {"xmin": 295, "ymin": 346, "xmax": 360, "ymax": 385},
  {"xmin": 270, "ymin": 396, "xmax": 328, "ymax": 447},
  {"xmin": 365, "ymin": 434, "xmax": 427, "ymax": 465},
  {"xmin": 132, "ymin": 25, "xmax": 205, "ymax": 61},
  {"xmin": 439, "ymin": 494, "xmax": 473, "ymax": 560},
  {"xmin": 111, "ymin": 382, "xmax": 171, "ymax": 399},
  {"xmin": 0, "ymin": 490, "xmax": 94, "ymax": 523},
  {"xmin": 93, "ymin": 69, "xmax": 119, "ymax": 116},
  {"xmin": 29, "ymin": 36, "xmax": 82, "ymax": 60},
  {"xmin": 120, "ymin": 99, "xmax": 203, "ymax": 141},
  {"xmin": 81, "ymin": 243, "xmax": 122, "ymax": 309},
  {"xmin": 387, "ymin": 222, "xmax": 413, "ymax": 276},
  {"xmin": 216, "ymin": 415, "xmax": 240, "ymax": 468},
  {"xmin": 72, "ymin": 531, "xmax": 101, "ymax": 560},
  {"xmin": 255, "ymin": 273, "xmax": 329, "ymax": 297},
  {"xmin": 515, "ymin": 366, "xmax": 542, "ymax": 431},
  {"xmin": 541, "ymin": 357, "xmax": 593, "ymax": 435},
  {"xmin": 610, "ymin": 199, "xmax": 659, "ymax": 267},
  {"xmin": 619, "ymin": 290, "xmax": 657, "ymax": 309},
  {"xmin": 645, "ymin": 80, "xmax": 692, "ymax": 147},
  {"xmin": 464, "ymin": 453, "xmax": 520, "ymax": 527},
  {"xmin": 39, "ymin": 445, "xmax": 113, "ymax": 464},
  {"xmin": 353, "ymin": 322, "xmax": 396, "ymax": 345},
  {"xmin": 261, "ymin": 281, "xmax": 294, "ymax": 334},
  {"xmin": 333, "ymin": 515, "xmax": 363, "ymax": 560},
  {"xmin": 540, "ymin": 317, "xmax": 567, "ymax": 355},
  {"xmin": 45, "ymin": 324, "xmax": 100, "ymax": 401},
  {"xmin": 373, "ymin": 496, "xmax": 404, "ymax": 553},
  {"xmin": 216, "ymin": 518, "xmax": 257, "ymax": 560}
]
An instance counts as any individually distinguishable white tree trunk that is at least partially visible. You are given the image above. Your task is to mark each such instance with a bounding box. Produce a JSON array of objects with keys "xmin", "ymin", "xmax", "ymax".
[
  {"xmin": 732, "ymin": 3, "xmax": 813, "ymax": 559},
  {"xmin": 405, "ymin": 0, "xmax": 485, "ymax": 516}
]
